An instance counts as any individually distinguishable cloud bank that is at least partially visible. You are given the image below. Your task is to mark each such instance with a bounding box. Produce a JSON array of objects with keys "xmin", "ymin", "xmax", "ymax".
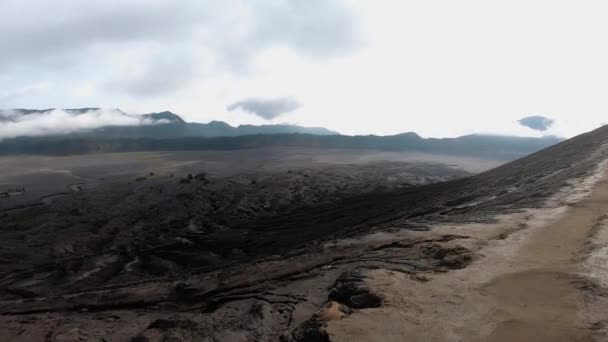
[
  {"xmin": 0, "ymin": 0, "xmax": 359, "ymax": 101},
  {"xmin": 227, "ymin": 97, "xmax": 300, "ymax": 120},
  {"xmin": 518, "ymin": 116, "xmax": 555, "ymax": 131},
  {"xmin": 0, "ymin": 109, "xmax": 155, "ymax": 140}
]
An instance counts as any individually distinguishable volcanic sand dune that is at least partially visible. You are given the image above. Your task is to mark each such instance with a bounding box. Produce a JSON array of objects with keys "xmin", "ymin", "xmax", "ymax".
[
  {"xmin": 2, "ymin": 127, "xmax": 608, "ymax": 341},
  {"xmin": 0, "ymin": 148, "xmax": 493, "ymax": 211},
  {"xmin": 481, "ymin": 174, "xmax": 608, "ymax": 342},
  {"xmin": 327, "ymin": 158, "xmax": 608, "ymax": 341}
]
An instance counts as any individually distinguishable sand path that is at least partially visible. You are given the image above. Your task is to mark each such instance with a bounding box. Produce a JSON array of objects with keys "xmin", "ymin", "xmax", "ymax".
[
  {"xmin": 482, "ymin": 177, "xmax": 608, "ymax": 341},
  {"xmin": 327, "ymin": 173, "xmax": 608, "ymax": 341}
]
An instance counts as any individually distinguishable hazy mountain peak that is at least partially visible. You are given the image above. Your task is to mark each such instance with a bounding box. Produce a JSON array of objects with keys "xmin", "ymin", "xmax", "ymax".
[
  {"xmin": 393, "ymin": 132, "xmax": 422, "ymax": 139},
  {"xmin": 142, "ymin": 111, "xmax": 185, "ymax": 124},
  {"xmin": 207, "ymin": 120, "xmax": 232, "ymax": 127},
  {"xmin": 64, "ymin": 108, "xmax": 102, "ymax": 114}
]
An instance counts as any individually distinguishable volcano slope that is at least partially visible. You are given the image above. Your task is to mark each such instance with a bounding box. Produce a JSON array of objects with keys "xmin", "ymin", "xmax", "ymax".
[{"xmin": 2, "ymin": 127, "xmax": 608, "ymax": 341}]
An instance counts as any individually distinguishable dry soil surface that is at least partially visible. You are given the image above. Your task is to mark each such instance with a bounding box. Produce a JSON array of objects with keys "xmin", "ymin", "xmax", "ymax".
[
  {"xmin": 2, "ymin": 127, "xmax": 608, "ymax": 341},
  {"xmin": 326, "ymin": 162, "xmax": 608, "ymax": 341}
]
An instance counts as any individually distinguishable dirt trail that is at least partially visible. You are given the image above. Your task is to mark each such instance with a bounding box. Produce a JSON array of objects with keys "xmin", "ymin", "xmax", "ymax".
[
  {"xmin": 327, "ymin": 174, "xmax": 608, "ymax": 341},
  {"xmin": 475, "ymin": 174, "xmax": 608, "ymax": 341},
  {"xmin": 483, "ymin": 177, "xmax": 608, "ymax": 341}
]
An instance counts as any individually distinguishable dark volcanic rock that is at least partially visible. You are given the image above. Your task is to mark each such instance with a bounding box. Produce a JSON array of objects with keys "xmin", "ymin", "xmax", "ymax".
[
  {"xmin": 424, "ymin": 243, "xmax": 474, "ymax": 269},
  {"xmin": 1, "ymin": 125, "xmax": 608, "ymax": 340},
  {"xmin": 329, "ymin": 271, "xmax": 383, "ymax": 309},
  {"xmin": 290, "ymin": 316, "xmax": 331, "ymax": 342}
]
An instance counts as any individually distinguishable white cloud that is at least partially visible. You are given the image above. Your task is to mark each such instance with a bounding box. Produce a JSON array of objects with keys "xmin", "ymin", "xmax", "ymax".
[
  {"xmin": 227, "ymin": 97, "xmax": 300, "ymax": 120},
  {"xmin": 70, "ymin": 84, "xmax": 95, "ymax": 98},
  {"xmin": 2, "ymin": 1, "xmax": 608, "ymax": 138},
  {"xmin": 0, "ymin": 109, "xmax": 153, "ymax": 140},
  {"xmin": 0, "ymin": 82, "xmax": 49, "ymax": 106}
]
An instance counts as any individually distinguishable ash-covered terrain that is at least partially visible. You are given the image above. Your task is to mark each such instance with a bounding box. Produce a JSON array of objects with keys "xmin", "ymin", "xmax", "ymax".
[{"xmin": 1, "ymin": 126, "xmax": 608, "ymax": 341}]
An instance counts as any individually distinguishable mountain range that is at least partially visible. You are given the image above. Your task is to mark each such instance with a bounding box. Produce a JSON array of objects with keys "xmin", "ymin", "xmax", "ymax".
[
  {"xmin": 0, "ymin": 108, "xmax": 563, "ymax": 159},
  {"xmin": 0, "ymin": 108, "xmax": 338, "ymax": 137}
]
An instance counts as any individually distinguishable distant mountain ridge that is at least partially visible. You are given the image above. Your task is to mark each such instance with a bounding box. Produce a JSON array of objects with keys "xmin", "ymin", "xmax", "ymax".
[
  {"xmin": 87, "ymin": 119, "xmax": 339, "ymax": 138},
  {"xmin": 141, "ymin": 111, "xmax": 186, "ymax": 124},
  {"xmin": 0, "ymin": 132, "xmax": 562, "ymax": 160},
  {"xmin": 0, "ymin": 108, "xmax": 338, "ymax": 137},
  {"xmin": 0, "ymin": 108, "xmax": 563, "ymax": 159}
]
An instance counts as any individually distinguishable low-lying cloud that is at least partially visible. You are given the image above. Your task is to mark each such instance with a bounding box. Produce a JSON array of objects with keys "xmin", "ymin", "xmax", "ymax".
[
  {"xmin": 518, "ymin": 116, "xmax": 555, "ymax": 131},
  {"xmin": 0, "ymin": 108, "xmax": 155, "ymax": 140},
  {"xmin": 227, "ymin": 97, "xmax": 300, "ymax": 120}
]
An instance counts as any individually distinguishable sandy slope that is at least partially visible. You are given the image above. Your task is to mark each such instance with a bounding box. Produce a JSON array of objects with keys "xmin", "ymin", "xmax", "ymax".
[
  {"xmin": 327, "ymin": 163, "xmax": 608, "ymax": 341},
  {"xmin": 2, "ymin": 128, "xmax": 608, "ymax": 340}
]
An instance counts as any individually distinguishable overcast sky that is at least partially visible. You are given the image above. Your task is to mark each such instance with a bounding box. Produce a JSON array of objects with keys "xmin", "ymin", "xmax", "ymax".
[{"xmin": 1, "ymin": 0, "xmax": 607, "ymax": 138}]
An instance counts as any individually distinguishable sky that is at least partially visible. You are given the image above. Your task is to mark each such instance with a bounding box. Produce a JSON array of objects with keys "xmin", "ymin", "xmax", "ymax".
[{"xmin": 1, "ymin": 0, "xmax": 607, "ymax": 138}]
